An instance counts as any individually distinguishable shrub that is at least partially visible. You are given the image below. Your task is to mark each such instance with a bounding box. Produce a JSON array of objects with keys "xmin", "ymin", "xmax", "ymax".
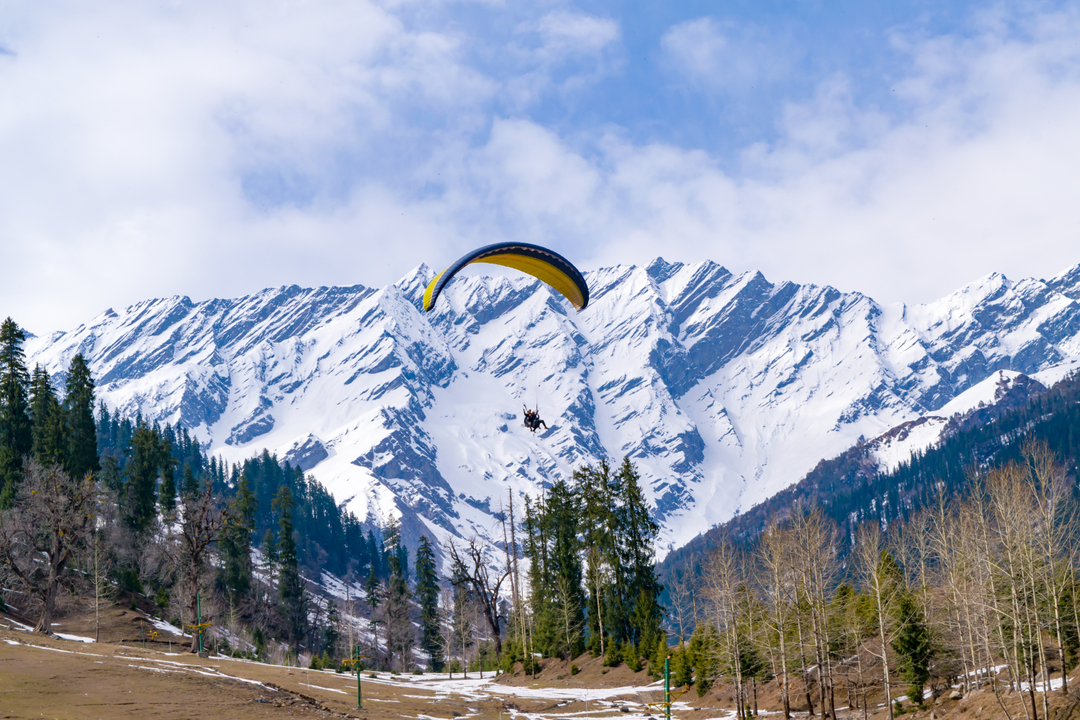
[
  {"xmin": 622, "ymin": 641, "xmax": 641, "ymax": 672},
  {"xmin": 603, "ymin": 638, "xmax": 621, "ymax": 667},
  {"xmin": 570, "ymin": 664, "xmax": 579, "ymax": 676}
]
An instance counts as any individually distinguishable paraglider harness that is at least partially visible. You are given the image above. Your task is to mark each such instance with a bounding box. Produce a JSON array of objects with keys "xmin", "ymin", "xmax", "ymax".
[{"xmin": 523, "ymin": 405, "xmax": 548, "ymax": 433}]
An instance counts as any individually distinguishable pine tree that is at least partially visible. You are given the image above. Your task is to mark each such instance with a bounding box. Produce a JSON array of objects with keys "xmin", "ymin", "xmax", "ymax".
[
  {"xmin": 649, "ymin": 636, "xmax": 668, "ymax": 680},
  {"xmin": 0, "ymin": 318, "xmax": 32, "ymax": 507},
  {"xmin": 28, "ymin": 365, "xmax": 65, "ymax": 467},
  {"xmin": 614, "ymin": 458, "xmax": 663, "ymax": 651},
  {"xmin": 891, "ymin": 591, "xmax": 932, "ymax": 705},
  {"xmin": 261, "ymin": 527, "xmax": 278, "ymax": 583},
  {"xmin": 181, "ymin": 463, "xmax": 199, "ymax": 499},
  {"xmin": 365, "ymin": 563, "xmax": 381, "ymax": 608},
  {"xmin": 622, "ymin": 639, "xmax": 642, "ymax": 672},
  {"xmin": 218, "ymin": 473, "xmax": 258, "ymax": 608},
  {"xmin": 124, "ymin": 425, "xmax": 164, "ymax": 531},
  {"xmin": 274, "ymin": 484, "xmax": 307, "ymax": 649},
  {"xmin": 159, "ymin": 461, "xmax": 177, "ymax": 515},
  {"xmin": 382, "ymin": 516, "xmax": 414, "ymax": 670},
  {"xmin": 323, "ymin": 599, "xmax": 341, "ymax": 658},
  {"xmin": 62, "ymin": 354, "xmax": 99, "ymax": 480},
  {"xmin": 672, "ymin": 644, "xmax": 694, "ymax": 688},
  {"xmin": 415, "ymin": 535, "xmax": 444, "ymax": 671}
]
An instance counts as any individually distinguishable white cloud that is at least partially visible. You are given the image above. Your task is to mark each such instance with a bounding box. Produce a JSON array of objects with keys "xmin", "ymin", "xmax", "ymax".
[
  {"xmin": 411, "ymin": 7, "xmax": 1080, "ymax": 306},
  {"xmin": 502, "ymin": 10, "xmax": 621, "ymax": 109},
  {"xmin": 2, "ymin": 2, "xmax": 1080, "ymax": 334},
  {"xmin": 660, "ymin": 17, "xmax": 797, "ymax": 93},
  {"xmin": 0, "ymin": 1, "xmax": 492, "ymax": 331},
  {"xmin": 535, "ymin": 11, "xmax": 620, "ymax": 57}
]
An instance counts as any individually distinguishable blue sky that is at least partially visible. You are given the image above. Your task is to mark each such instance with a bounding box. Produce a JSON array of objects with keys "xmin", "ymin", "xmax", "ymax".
[{"xmin": 2, "ymin": 1, "xmax": 1080, "ymax": 331}]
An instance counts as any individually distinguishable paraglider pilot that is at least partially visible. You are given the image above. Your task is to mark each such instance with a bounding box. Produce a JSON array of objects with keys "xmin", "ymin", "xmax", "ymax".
[{"xmin": 523, "ymin": 405, "xmax": 548, "ymax": 433}]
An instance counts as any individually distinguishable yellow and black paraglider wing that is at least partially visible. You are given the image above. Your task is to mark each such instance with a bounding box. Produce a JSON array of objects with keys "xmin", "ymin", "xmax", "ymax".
[{"xmin": 422, "ymin": 242, "xmax": 590, "ymax": 312}]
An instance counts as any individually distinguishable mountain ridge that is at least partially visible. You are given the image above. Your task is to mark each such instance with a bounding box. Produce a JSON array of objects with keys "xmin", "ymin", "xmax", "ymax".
[{"xmin": 24, "ymin": 258, "xmax": 1080, "ymax": 560}]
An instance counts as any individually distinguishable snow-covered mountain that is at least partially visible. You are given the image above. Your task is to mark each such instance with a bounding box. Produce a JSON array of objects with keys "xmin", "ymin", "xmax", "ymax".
[{"xmin": 24, "ymin": 260, "xmax": 1080, "ymax": 558}]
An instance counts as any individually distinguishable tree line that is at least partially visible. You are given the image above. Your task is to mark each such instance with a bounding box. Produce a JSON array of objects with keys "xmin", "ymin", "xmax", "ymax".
[{"xmin": 667, "ymin": 439, "xmax": 1080, "ymax": 720}]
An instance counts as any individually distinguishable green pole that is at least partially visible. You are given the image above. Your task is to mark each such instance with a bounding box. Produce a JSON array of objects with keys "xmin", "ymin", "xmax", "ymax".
[
  {"xmin": 197, "ymin": 592, "xmax": 203, "ymax": 655},
  {"xmin": 665, "ymin": 655, "xmax": 671, "ymax": 720},
  {"xmin": 355, "ymin": 644, "xmax": 363, "ymax": 709}
]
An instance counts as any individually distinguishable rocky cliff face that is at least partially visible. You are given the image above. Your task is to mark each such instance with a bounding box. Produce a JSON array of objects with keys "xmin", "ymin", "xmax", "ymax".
[{"xmin": 26, "ymin": 259, "xmax": 1080, "ymax": 557}]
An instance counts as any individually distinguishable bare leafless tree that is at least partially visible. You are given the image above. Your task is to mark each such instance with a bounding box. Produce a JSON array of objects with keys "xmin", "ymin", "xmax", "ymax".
[
  {"xmin": 760, "ymin": 522, "xmax": 797, "ymax": 718},
  {"xmin": 446, "ymin": 536, "xmax": 509, "ymax": 660},
  {"xmin": 0, "ymin": 460, "xmax": 97, "ymax": 634},
  {"xmin": 171, "ymin": 483, "xmax": 227, "ymax": 652},
  {"xmin": 854, "ymin": 524, "xmax": 901, "ymax": 720},
  {"xmin": 667, "ymin": 563, "xmax": 696, "ymax": 644},
  {"xmin": 702, "ymin": 535, "xmax": 749, "ymax": 720},
  {"xmin": 89, "ymin": 528, "xmax": 116, "ymax": 642}
]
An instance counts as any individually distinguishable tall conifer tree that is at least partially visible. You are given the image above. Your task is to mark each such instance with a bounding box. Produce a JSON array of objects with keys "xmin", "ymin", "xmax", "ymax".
[
  {"xmin": 415, "ymin": 535, "xmax": 444, "ymax": 671},
  {"xmin": 0, "ymin": 318, "xmax": 31, "ymax": 507},
  {"xmin": 613, "ymin": 458, "xmax": 662, "ymax": 655},
  {"xmin": 382, "ymin": 516, "xmax": 413, "ymax": 670},
  {"xmin": 124, "ymin": 426, "xmax": 163, "ymax": 531},
  {"xmin": 28, "ymin": 365, "xmax": 65, "ymax": 467},
  {"xmin": 219, "ymin": 472, "xmax": 258, "ymax": 607},
  {"xmin": 274, "ymin": 484, "xmax": 307, "ymax": 649},
  {"xmin": 63, "ymin": 354, "xmax": 99, "ymax": 480}
]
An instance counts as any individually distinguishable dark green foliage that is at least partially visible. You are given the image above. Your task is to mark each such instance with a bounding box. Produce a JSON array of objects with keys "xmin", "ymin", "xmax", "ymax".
[
  {"xmin": 691, "ymin": 623, "xmax": 721, "ymax": 695},
  {"xmin": 62, "ymin": 354, "xmax": 99, "ymax": 480},
  {"xmin": 181, "ymin": 463, "xmax": 198, "ymax": 499},
  {"xmin": 322, "ymin": 600, "xmax": 341, "ymax": 657},
  {"xmin": 1060, "ymin": 584, "xmax": 1080, "ymax": 671},
  {"xmin": 365, "ymin": 564, "xmax": 381, "ymax": 611},
  {"xmin": 891, "ymin": 591, "xmax": 932, "ymax": 705},
  {"xmin": 218, "ymin": 472, "xmax": 257, "ymax": 607},
  {"xmin": 415, "ymin": 535, "xmax": 443, "ymax": 671},
  {"xmin": 123, "ymin": 425, "xmax": 171, "ymax": 531},
  {"xmin": 235, "ymin": 450, "xmax": 371, "ymax": 579},
  {"xmin": 622, "ymin": 640, "xmax": 641, "ymax": 672},
  {"xmin": 649, "ymin": 638, "xmax": 669, "ymax": 680},
  {"xmin": 524, "ymin": 458, "xmax": 663, "ymax": 663},
  {"xmin": 159, "ymin": 462, "xmax": 177, "ymax": 515},
  {"xmin": 29, "ymin": 365, "xmax": 65, "ymax": 467},
  {"xmin": 383, "ymin": 516, "xmax": 414, "ymax": 670},
  {"xmin": 612, "ymin": 458, "xmax": 664, "ymax": 648},
  {"xmin": 603, "ymin": 635, "xmax": 621, "ymax": 666},
  {"xmin": 671, "ymin": 644, "xmax": 693, "ymax": 687},
  {"xmin": 0, "ymin": 318, "xmax": 32, "ymax": 507},
  {"xmin": 274, "ymin": 484, "xmax": 307, "ymax": 649}
]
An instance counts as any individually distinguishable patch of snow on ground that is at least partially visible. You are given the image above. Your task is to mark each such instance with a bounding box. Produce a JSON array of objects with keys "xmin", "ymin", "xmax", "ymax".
[
  {"xmin": 148, "ymin": 617, "xmax": 188, "ymax": 637},
  {"xmin": 871, "ymin": 417, "xmax": 949, "ymax": 473},
  {"xmin": 937, "ymin": 370, "xmax": 1026, "ymax": 417},
  {"xmin": 1033, "ymin": 357, "xmax": 1080, "ymax": 387}
]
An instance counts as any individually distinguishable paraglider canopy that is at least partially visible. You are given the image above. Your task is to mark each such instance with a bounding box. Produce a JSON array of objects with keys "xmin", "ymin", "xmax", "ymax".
[{"xmin": 422, "ymin": 241, "xmax": 590, "ymax": 313}]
